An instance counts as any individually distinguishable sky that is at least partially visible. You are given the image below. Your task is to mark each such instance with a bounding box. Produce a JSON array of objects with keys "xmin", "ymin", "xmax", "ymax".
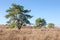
[{"xmin": 0, "ymin": 0, "xmax": 60, "ymax": 26}]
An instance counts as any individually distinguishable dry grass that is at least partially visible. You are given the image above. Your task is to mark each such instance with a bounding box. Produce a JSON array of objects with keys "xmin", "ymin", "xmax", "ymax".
[{"xmin": 0, "ymin": 27, "xmax": 60, "ymax": 40}]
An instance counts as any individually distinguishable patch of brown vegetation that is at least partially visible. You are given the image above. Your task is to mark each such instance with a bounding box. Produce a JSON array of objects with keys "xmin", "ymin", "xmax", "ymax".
[{"xmin": 0, "ymin": 27, "xmax": 60, "ymax": 40}]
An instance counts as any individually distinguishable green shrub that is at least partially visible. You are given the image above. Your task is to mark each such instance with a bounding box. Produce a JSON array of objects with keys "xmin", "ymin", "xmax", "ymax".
[{"xmin": 48, "ymin": 23, "xmax": 55, "ymax": 28}]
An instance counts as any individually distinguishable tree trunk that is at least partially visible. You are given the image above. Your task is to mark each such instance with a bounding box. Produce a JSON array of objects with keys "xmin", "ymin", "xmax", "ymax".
[{"xmin": 18, "ymin": 26, "xmax": 21, "ymax": 29}]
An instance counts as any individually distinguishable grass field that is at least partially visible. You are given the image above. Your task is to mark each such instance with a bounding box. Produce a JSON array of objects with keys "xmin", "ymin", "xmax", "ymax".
[{"xmin": 0, "ymin": 27, "xmax": 60, "ymax": 40}]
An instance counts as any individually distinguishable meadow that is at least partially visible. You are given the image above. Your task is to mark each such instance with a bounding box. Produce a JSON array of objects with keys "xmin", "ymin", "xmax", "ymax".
[{"xmin": 0, "ymin": 27, "xmax": 60, "ymax": 40}]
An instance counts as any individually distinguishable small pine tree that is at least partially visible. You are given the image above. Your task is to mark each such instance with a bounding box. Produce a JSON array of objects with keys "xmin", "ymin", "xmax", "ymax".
[
  {"xmin": 35, "ymin": 18, "xmax": 46, "ymax": 28},
  {"xmin": 48, "ymin": 23, "xmax": 55, "ymax": 28}
]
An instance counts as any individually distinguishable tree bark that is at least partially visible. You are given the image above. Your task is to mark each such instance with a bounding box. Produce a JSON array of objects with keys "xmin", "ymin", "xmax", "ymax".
[{"xmin": 18, "ymin": 26, "xmax": 21, "ymax": 29}]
